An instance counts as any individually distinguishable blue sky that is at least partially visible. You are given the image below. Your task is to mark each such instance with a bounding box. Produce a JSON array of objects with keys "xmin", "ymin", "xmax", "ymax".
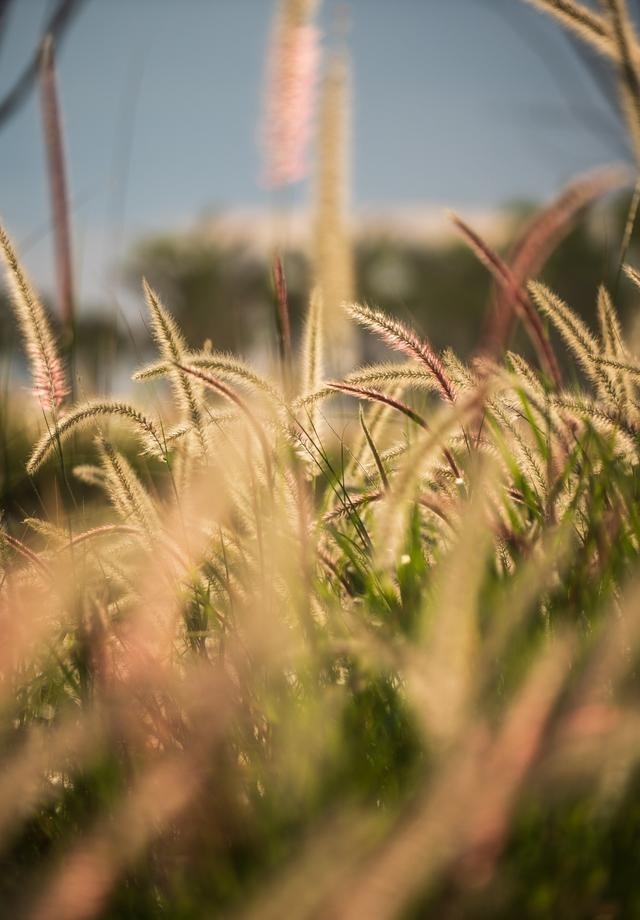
[{"xmin": 0, "ymin": 0, "xmax": 631, "ymax": 304}]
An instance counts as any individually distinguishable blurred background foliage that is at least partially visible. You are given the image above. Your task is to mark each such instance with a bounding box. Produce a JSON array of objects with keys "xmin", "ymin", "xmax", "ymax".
[
  {"xmin": 3, "ymin": 190, "xmax": 640, "ymax": 518},
  {"xmin": 121, "ymin": 191, "xmax": 640, "ymax": 365}
]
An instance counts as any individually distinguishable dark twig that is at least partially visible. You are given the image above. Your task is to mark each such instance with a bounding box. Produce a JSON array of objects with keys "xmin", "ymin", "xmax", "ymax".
[
  {"xmin": 450, "ymin": 212, "xmax": 562, "ymax": 387},
  {"xmin": 0, "ymin": 0, "xmax": 86, "ymax": 129},
  {"xmin": 272, "ymin": 252, "xmax": 292, "ymax": 394},
  {"xmin": 0, "ymin": 0, "xmax": 14, "ymax": 54}
]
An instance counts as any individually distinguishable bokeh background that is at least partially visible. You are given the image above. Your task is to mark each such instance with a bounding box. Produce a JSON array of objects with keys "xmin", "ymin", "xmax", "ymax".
[{"xmin": 0, "ymin": 0, "xmax": 637, "ymax": 389}]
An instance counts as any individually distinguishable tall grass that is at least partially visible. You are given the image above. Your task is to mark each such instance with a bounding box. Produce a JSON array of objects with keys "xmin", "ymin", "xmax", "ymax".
[{"xmin": 2, "ymin": 1, "xmax": 640, "ymax": 918}]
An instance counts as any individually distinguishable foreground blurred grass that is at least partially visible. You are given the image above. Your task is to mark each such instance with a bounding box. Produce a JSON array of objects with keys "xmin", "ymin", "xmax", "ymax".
[{"xmin": 4, "ymin": 217, "xmax": 640, "ymax": 918}]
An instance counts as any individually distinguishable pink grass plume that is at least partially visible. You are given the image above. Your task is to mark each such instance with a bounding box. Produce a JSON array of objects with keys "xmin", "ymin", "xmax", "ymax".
[
  {"xmin": 0, "ymin": 223, "xmax": 69, "ymax": 412},
  {"xmin": 261, "ymin": 0, "xmax": 321, "ymax": 188}
]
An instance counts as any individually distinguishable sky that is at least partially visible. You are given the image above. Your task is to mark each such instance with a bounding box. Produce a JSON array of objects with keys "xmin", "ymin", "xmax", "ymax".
[{"xmin": 0, "ymin": 0, "xmax": 632, "ymax": 305}]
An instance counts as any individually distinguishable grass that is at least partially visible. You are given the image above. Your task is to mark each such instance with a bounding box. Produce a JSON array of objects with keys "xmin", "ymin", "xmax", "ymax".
[{"xmin": 3, "ymin": 1, "xmax": 640, "ymax": 918}]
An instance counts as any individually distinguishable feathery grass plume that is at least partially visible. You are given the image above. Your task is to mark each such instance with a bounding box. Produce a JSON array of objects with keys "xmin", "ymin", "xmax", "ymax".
[
  {"xmin": 329, "ymin": 302, "xmax": 459, "ymax": 501},
  {"xmin": 0, "ymin": 224, "xmax": 69, "ymax": 410},
  {"xmin": 373, "ymin": 387, "xmax": 484, "ymax": 548},
  {"xmin": 484, "ymin": 166, "xmax": 631, "ymax": 359},
  {"xmin": 0, "ymin": 529, "xmax": 52, "ymax": 578},
  {"xmin": 443, "ymin": 347, "xmax": 482, "ymax": 395},
  {"xmin": 597, "ymin": 285, "xmax": 637, "ymax": 414},
  {"xmin": 72, "ymin": 463, "xmax": 106, "ymax": 488},
  {"xmin": 98, "ymin": 438, "xmax": 160, "ymax": 540},
  {"xmin": 347, "ymin": 302, "xmax": 456, "ymax": 402},
  {"xmin": 599, "ymin": 0, "xmax": 640, "ymax": 162},
  {"xmin": 336, "ymin": 363, "xmax": 440, "ymax": 395},
  {"xmin": 135, "ymin": 352, "xmax": 283, "ymax": 405},
  {"xmin": 551, "ymin": 395, "xmax": 638, "ymax": 448},
  {"xmin": 162, "ymin": 410, "xmax": 237, "ymax": 450},
  {"xmin": 505, "ymin": 351, "xmax": 550, "ymax": 402},
  {"xmin": 23, "ymin": 516, "xmax": 71, "ymax": 548},
  {"xmin": 261, "ymin": 0, "xmax": 320, "ymax": 188},
  {"xmin": 485, "ymin": 394, "xmax": 548, "ymax": 496},
  {"xmin": 623, "ymin": 260, "xmax": 640, "ymax": 290},
  {"xmin": 294, "ymin": 362, "xmax": 443, "ymax": 412},
  {"xmin": 322, "ymin": 489, "xmax": 384, "ymax": 524},
  {"xmin": 176, "ymin": 363, "xmax": 273, "ymax": 480},
  {"xmin": 528, "ymin": 281, "xmax": 621, "ymax": 404},
  {"xmin": 63, "ymin": 523, "xmax": 141, "ymax": 551},
  {"xmin": 142, "ymin": 280, "xmax": 206, "ymax": 456},
  {"xmin": 296, "ymin": 286, "xmax": 326, "ymax": 456},
  {"xmin": 26, "ymin": 400, "xmax": 165, "ymax": 475},
  {"xmin": 344, "ymin": 362, "xmax": 443, "ymax": 394},
  {"xmin": 313, "ymin": 48, "xmax": 354, "ymax": 359},
  {"xmin": 301, "ymin": 286, "xmax": 324, "ymax": 396},
  {"xmin": 450, "ymin": 212, "xmax": 562, "ymax": 387}
]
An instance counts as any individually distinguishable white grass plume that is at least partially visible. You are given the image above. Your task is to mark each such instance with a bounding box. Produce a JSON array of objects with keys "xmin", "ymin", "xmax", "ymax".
[
  {"xmin": 551, "ymin": 394, "xmax": 638, "ymax": 443},
  {"xmin": 72, "ymin": 464, "xmax": 107, "ymax": 488},
  {"xmin": 135, "ymin": 352, "xmax": 282, "ymax": 405},
  {"xmin": 142, "ymin": 280, "xmax": 206, "ymax": 455},
  {"xmin": 292, "ymin": 363, "xmax": 440, "ymax": 414},
  {"xmin": 299, "ymin": 287, "xmax": 322, "ymax": 401},
  {"xmin": 0, "ymin": 223, "xmax": 69, "ymax": 411},
  {"xmin": 529, "ymin": 282, "xmax": 603, "ymax": 382},
  {"xmin": 98, "ymin": 438, "xmax": 160, "ymax": 539},
  {"xmin": 347, "ymin": 302, "xmax": 456, "ymax": 402},
  {"xmin": 597, "ymin": 286, "xmax": 636, "ymax": 417},
  {"xmin": 27, "ymin": 400, "xmax": 165, "ymax": 475}
]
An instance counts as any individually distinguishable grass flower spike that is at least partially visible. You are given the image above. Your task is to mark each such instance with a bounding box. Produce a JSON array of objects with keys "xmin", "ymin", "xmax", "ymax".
[
  {"xmin": 0, "ymin": 223, "xmax": 69, "ymax": 411},
  {"xmin": 262, "ymin": 0, "xmax": 321, "ymax": 188}
]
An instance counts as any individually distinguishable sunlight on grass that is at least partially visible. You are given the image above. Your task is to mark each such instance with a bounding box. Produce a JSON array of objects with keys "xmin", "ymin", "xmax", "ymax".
[{"xmin": 2, "ymin": 1, "xmax": 640, "ymax": 918}]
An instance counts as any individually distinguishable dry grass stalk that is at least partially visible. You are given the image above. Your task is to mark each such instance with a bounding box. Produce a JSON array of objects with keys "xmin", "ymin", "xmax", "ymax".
[
  {"xmin": 39, "ymin": 36, "xmax": 75, "ymax": 334},
  {"xmin": 483, "ymin": 166, "xmax": 631, "ymax": 359},
  {"xmin": 0, "ymin": 223, "xmax": 69, "ymax": 410},
  {"xmin": 347, "ymin": 302, "xmax": 457, "ymax": 402},
  {"xmin": 450, "ymin": 212, "xmax": 562, "ymax": 386}
]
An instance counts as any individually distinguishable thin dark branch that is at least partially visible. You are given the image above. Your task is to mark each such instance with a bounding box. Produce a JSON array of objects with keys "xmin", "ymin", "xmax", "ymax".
[
  {"xmin": 0, "ymin": 0, "xmax": 15, "ymax": 54},
  {"xmin": 486, "ymin": 0, "xmax": 629, "ymax": 156},
  {"xmin": 0, "ymin": 0, "xmax": 87, "ymax": 130}
]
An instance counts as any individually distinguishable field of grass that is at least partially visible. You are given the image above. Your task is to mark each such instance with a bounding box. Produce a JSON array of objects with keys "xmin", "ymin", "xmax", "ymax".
[{"xmin": 4, "ymin": 1, "xmax": 640, "ymax": 918}]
